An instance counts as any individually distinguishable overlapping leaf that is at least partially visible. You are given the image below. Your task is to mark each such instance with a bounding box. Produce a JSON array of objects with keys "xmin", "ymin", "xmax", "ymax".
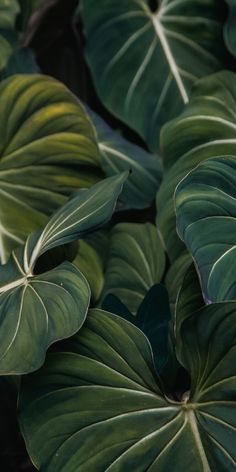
[
  {"xmin": 0, "ymin": 74, "xmax": 102, "ymax": 263},
  {"xmin": 102, "ymin": 222, "xmax": 165, "ymax": 313},
  {"xmin": 81, "ymin": 0, "xmax": 226, "ymax": 150},
  {"xmin": 102, "ymin": 284, "xmax": 171, "ymax": 372},
  {"xmin": 165, "ymin": 252, "xmax": 191, "ymax": 314},
  {"xmin": 224, "ymin": 0, "xmax": 236, "ymax": 58},
  {"xmin": 0, "ymin": 0, "xmax": 19, "ymax": 71},
  {"xmin": 157, "ymin": 70, "xmax": 236, "ymax": 261},
  {"xmin": 0, "ymin": 173, "xmax": 127, "ymax": 374},
  {"xmin": 88, "ymin": 108, "xmax": 162, "ymax": 209},
  {"xmin": 73, "ymin": 229, "xmax": 109, "ymax": 304},
  {"xmin": 174, "ymin": 264, "xmax": 204, "ymax": 339},
  {"xmin": 176, "ymin": 156, "xmax": 236, "ymax": 302},
  {"xmin": 19, "ymin": 304, "xmax": 236, "ymax": 471}
]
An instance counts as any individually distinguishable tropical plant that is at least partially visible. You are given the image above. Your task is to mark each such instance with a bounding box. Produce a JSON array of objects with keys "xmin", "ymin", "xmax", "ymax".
[{"xmin": 0, "ymin": 1, "xmax": 235, "ymax": 471}]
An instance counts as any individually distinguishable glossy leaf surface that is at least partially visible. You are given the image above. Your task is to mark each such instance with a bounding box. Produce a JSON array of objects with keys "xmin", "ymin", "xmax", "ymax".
[
  {"xmin": 0, "ymin": 173, "xmax": 127, "ymax": 374},
  {"xmin": 0, "ymin": 74, "xmax": 102, "ymax": 263},
  {"xmin": 19, "ymin": 305, "xmax": 236, "ymax": 471},
  {"xmin": 88, "ymin": 108, "xmax": 162, "ymax": 209},
  {"xmin": 102, "ymin": 222, "xmax": 165, "ymax": 313},
  {"xmin": 73, "ymin": 239, "xmax": 104, "ymax": 304},
  {"xmin": 157, "ymin": 71, "xmax": 236, "ymax": 261},
  {"xmin": 81, "ymin": 0, "xmax": 226, "ymax": 150},
  {"xmin": 176, "ymin": 156, "xmax": 236, "ymax": 302}
]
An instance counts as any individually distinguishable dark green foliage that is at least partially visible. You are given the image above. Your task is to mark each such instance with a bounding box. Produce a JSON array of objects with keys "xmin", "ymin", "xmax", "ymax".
[{"xmin": 0, "ymin": 1, "xmax": 235, "ymax": 470}]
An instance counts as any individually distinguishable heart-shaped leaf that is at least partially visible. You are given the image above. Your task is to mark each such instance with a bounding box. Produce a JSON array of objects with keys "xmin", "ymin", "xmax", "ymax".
[
  {"xmin": 19, "ymin": 303, "xmax": 236, "ymax": 471},
  {"xmin": 81, "ymin": 0, "xmax": 226, "ymax": 150},
  {"xmin": 101, "ymin": 222, "xmax": 165, "ymax": 313},
  {"xmin": 0, "ymin": 1, "xmax": 19, "ymax": 71},
  {"xmin": 157, "ymin": 70, "xmax": 236, "ymax": 261},
  {"xmin": 88, "ymin": 107, "xmax": 162, "ymax": 209},
  {"xmin": 103, "ymin": 284, "xmax": 171, "ymax": 372},
  {"xmin": 176, "ymin": 156, "xmax": 236, "ymax": 302},
  {"xmin": 0, "ymin": 74, "xmax": 102, "ymax": 263},
  {"xmin": 0, "ymin": 173, "xmax": 127, "ymax": 374}
]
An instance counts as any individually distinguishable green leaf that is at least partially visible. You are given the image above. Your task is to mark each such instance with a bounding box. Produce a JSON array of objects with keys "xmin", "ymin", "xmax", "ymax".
[
  {"xmin": 101, "ymin": 222, "xmax": 166, "ymax": 313},
  {"xmin": 157, "ymin": 70, "xmax": 236, "ymax": 261},
  {"xmin": 136, "ymin": 284, "xmax": 171, "ymax": 371},
  {"xmin": 175, "ymin": 264, "xmax": 204, "ymax": 339},
  {"xmin": 0, "ymin": 74, "xmax": 102, "ymax": 263},
  {"xmin": 0, "ymin": 0, "xmax": 19, "ymax": 71},
  {"xmin": 0, "ymin": 48, "xmax": 39, "ymax": 79},
  {"xmin": 177, "ymin": 301, "xmax": 236, "ymax": 406},
  {"xmin": 73, "ymin": 239, "xmax": 104, "ymax": 305},
  {"xmin": 0, "ymin": 262, "xmax": 90, "ymax": 376},
  {"xmin": 19, "ymin": 304, "xmax": 236, "ymax": 471},
  {"xmin": 81, "ymin": 0, "xmax": 226, "ymax": 150},
  {"xmin": 73, "ymin": 229, "xmax": 109, "ymax": 304},
  {"xmin": 88, "ymin": 107, "xmax": 162, "ymax": 209},
  {"xmin": 27, "ymin": 173, "xmax": 127, "ymax": 267},
  {"xmin": 165, "ymin": 252, "xmax": 191, "ymax": 314},
  {"xmin": 103, "ymin": 284, "xmax": 171, "ymax": 372},
  {"xmin": 176, "ymin": 156, "xmax": 236, "ymax": 302},
  {"xmin": 224, "ymin": 0, "xmax": 236, "ymax": 58},
  {"xmin": 102, "ymin": 293, "xmax": 134, "ymax": 321},
  {"xmin": 0, "ymin": 173, "xmax": 127, "ymax": 374}
]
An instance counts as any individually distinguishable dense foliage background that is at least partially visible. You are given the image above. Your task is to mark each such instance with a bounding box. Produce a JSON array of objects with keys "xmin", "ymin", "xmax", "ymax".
[{"xmin": 0, "ymin": 0, "xmax": 236, "ymax": 470}]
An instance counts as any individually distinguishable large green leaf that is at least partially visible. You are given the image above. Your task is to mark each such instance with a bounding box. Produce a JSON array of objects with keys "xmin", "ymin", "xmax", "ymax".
[
  {"xmin": 175, "ymin": 156, "xmax": 236, "ymax": 302},
  {"xmin": 0, "ymin": 173, "xmax": 127, "ymax": 374},
  {"xmin": 88, "ymin": 108, "xmax": 162, "ymax": 209},
  {"xmin": 101, "ymin": 222, "xmax": 165, "ymax": 313},
  {"xmin": 0, "ymin": 74, "xmax": 103, "ymax": 263},
  {"xmin": 157, "ymin": 70, "xmax": 236, "ymax": 261},
  {"xmin": 0, "ymin": 0, "xmax": 19, "ymax": 71},
  {"xmin": 19, "ymin": 303, "xmax": 236, "ymax": 471},
  {"xmin": 81, "ymin": 0, "xmax": 226, "ymax": 150},
  {"xmin": 224, "ymin": 0, "xmax": 236, "ymax": 58}
]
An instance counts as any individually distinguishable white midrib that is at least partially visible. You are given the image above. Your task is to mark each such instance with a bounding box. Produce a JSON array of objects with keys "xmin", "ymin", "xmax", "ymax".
[
  {"xmin": 99, "ymin": 143, "xmax": 158, "ymax": 183},
  {"xmin": 187, "ymin": 409, "xmax": 211, "ymax": 471},
  {"xmin": 0, "ymin": 277, "xmax": 26, "ymax": 294},
  {"xmin": 151, "ymin": 14, "xmax": 189, "ymax": 104}
]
